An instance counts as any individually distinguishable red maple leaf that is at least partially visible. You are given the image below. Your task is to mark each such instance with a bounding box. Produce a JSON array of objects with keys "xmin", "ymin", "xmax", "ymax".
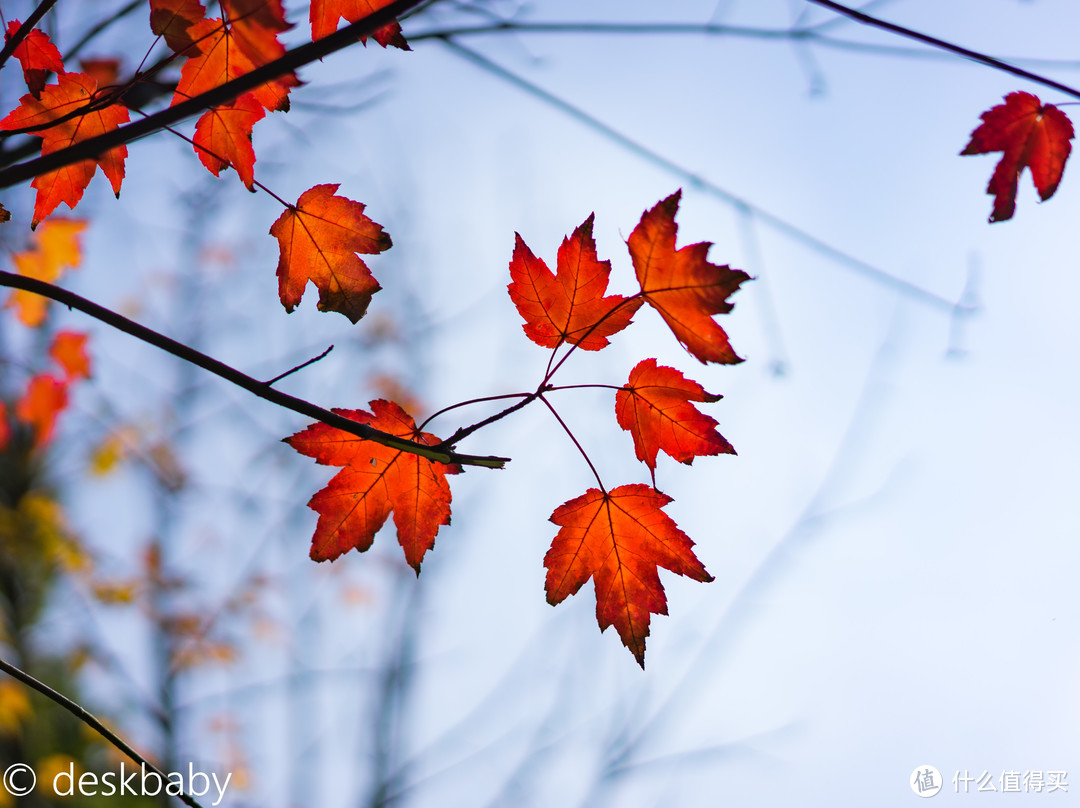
[
  {"xmin": 269, "ymin": 183, "xmax": 391, "ymax": 323},
  {"xmin": 309, "ymin": 0, "xmax": 410, "ymax": 50},
  {"xmin": 962, "ymin": 91, "xmax": 1074, "ymax": 222},
  {"xmin": 285, "ymin": 400, "xmax": 460, "ymax": 572},
  {"xmin": 193, "ymin": 92, "xmax": 265, "ymax": 189},
  {"xmin": 629, "ymin": 191, "xmax": 750, "ymax": 365},
  {"xmin": 0, "ymin": 73, "xmax": 129, "ymax": 227},
  {"xmin": 615, "ymin": 358, "xmax": 734, "ymax": 482},
  {"xmin": 15, "ymin": 374, "xmax": 68, "ymax": 447},
  {"xmin": 508, "ymin": 214, "xmax": 642, "ymax": 351},
  {"xmin": 5, "ymin": 20, "xmax": 66, "ymax": 97},
  {"xmin": 545, "ymin": 484, "xmax": 713, "ymax": 667}
]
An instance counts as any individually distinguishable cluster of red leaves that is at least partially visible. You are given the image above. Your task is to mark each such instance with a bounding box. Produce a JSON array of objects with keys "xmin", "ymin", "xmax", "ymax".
[
  {"xmin": 0, "ymin": 331, "xmax": 91, "ymax": 450},
  {"xmin": 287, "ymin": 191, "xmax": 747, "ymax": 666},
  {"xmin": 1, "ymin": 219, "xmax": 93, "ymax": 450}
]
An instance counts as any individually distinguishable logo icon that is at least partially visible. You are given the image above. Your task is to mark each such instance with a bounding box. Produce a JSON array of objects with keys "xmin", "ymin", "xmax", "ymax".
[{"xmin": 911, "ymin": 765, "xmax": 942, "ymax": 797}]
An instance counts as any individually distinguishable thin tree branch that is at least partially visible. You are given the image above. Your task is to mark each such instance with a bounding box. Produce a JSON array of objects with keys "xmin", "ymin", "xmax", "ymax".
[
  {"xmin": 0, "ymin": 0, "xmax": 60, "ymax": 72},
  {"xmin": 0, "ymin": 0, "xmax": 427, "ymax": 190},
  {"xmin": 0, "ymin": 655, "xmax": 205, "ymax": 808},
  {"xmin": 806, "ymin": 0, "xmax": 1080, "ymax": 100},
  {"xmin": 408, "ymin": 20, "xmax": 1080, "ymax": 70},
  {"xmin": 264, "ymin": 344, "xmax": 334, "ymax": 386},
  {"xmin": 0, "ymin": 271, "xmax": 509, "ymax": 468}
]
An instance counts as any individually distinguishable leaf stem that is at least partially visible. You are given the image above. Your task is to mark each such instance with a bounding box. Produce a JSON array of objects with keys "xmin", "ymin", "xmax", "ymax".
[
  {"xmin": 0, "ymin": 655, "xmax": 206, "ymax": 808},
  {"xmin": 542, "ymin": 293, "xmax": 644, "ymax": 385},
  {"xmin": 537, "ymin": 393, "xmax": 605, "ymax": 493},
  {"xmin": 417, "ymin": 391, "xmax": 533, "ymax": 433},
  {"xmin": 434, "ymin": 389, "xmax": 549, "ymax": 449},
  {"xmin": 0, "ymin": 271, "xmax": 509, "ymax": 469}
]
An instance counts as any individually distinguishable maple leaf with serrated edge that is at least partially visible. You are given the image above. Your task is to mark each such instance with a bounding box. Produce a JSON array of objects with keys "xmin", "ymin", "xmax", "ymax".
[
  {"xmin": 545, "ymin": 483, "xmax": 712, "ymax": 667},
  {"xmin": 285, "ymin": 400, "xmax": 460, "ymax": 572},
  {"xmin": 615, "ymin": 358, "xmax": 734, "ymax": 484},
  {"xmin": 0, "ymin": 73, "xmax": 129, "ymax": 228},
  {"xmin": 193, "ymin": 93, "xmax": 265, "ymax": 189},
  {"xmin": 629, "ymin": 191, "xmax": 749, "ymax": 365},
  {"xmin": 310, "ymin": 0, "xmax": 410, "ymax": 49},
  {"xmin": 269, "ymin": 184, "xmax": 391, "ymax": 322},
  {"xmin": 508, "ymin": 214, "xmax": 642, "ymax": 351},
  {"xmin": 961, "ymin": 91, "xmax": 1074, "ymax": 223},
  {"xmin": 6, "ymin": 21, "xmax": 66, "ymax": 97},
  {"xmin": 171, "ymin": 17, "xmax": 296, "ymax": 113}
]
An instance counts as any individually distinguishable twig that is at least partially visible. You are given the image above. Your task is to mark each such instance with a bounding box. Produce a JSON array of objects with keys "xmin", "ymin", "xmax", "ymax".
[
  {"xmin": 0, "ymin": 0, "xmax": 426, "ymax": 190},
  {"xmin": 0, "ymin": 0, "xmax": 60, "ymax": 72},
  {"xmin": 0, "ymin": 271, "xmax": 509, "ymax": 469},
  {"xmin": 0, "ymin": 655, "xmax": 205, "ymax": 808},
  {"xmin": 264, "ymin": 345, "xmax": 334, "ymax": 386},
  {"xmin": 806, "ymin": 0, "xmax": 1080, "ymax": 100},
  {"xmin": 440, "ymin": 38, "xmax": 969, "ymax": 314}
]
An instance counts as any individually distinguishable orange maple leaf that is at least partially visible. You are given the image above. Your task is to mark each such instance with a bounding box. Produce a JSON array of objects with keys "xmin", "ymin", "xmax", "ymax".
[
  {"xmin": 171, "ymin": 17, "xmax": 296, "ymax": 113},
  {"xmin": 193, "ymin": 92, "xmax": 265, "ymax": 189},
  {"xmin": 545, "ymin": 483, "xmax": 713, "ymax": 667},
  {"xmin": 628, "ymin": 191, "xmax": 749, "ymax": 365},
  {"xmin": 6, "ymin": 20, "xmax": 66, "ymax": 97},
  {"xmin": 6, "ymin": 218, "xmax": 87, "ymax": 326},
  {"xmin": 310, "ymin": 0, "xmax": 410, "ymax": 50},
  {"xmin": 222, "ymin": 0, "xmax": 293, "ymax": 64},
  {"xmin": 285, "ymin": 400, "xmax": 460, "ymax": 572},
  {"xmin": 961, "ymin": 91, "xmax": 1074, "ymax": 223},
  {"xmin": 15, "ymin": 374, "xmax": 68, "ymax": 447},
  {"xmin": 615, "ymin": 358, "xmax": 734, "ymax": 482},
  {"xmin": 49, "ymin": 331, "xmax": 92, "ymax": 381},
  {"xmin": 508, "ymin": 214, "xmax": 642, "ymax": 351},
  {"xmin": 269, "ymin": 184, "xmax": 391, "ymax": 323},
  {"xmin": 0, "ymin": 73, "xmax": 129, "ymax": 227}
]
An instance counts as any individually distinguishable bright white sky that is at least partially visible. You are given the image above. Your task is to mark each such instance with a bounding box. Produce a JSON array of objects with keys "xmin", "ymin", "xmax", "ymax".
[{"xmin": 7, "ymin": 0, "xmax": 1080, "ymax": 805}]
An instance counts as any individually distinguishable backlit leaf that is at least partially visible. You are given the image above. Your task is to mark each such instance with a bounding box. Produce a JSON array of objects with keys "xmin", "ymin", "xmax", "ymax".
[
  {"xmin": 286, "ymin": 400, "xmax": 459, "ymax": 572},
  {"xmin": 193, "ymin": 92, "xmax": 265, "ymax": 189},
  {"xmin": 615, "ymin": 358, "xmax": 733, "ymax": 482},
  {"xmin": 961, "ymin": 91, "xmax": 1074, "ymax": 222},
  {"xmin": 309, "ymin": 0, "xmax": 410, "ymax": 50},
  {"xmin": 629, "ymin": 191, "xmax": 749, "ymax": 364},
  {"xmin": 269, "ymin": 183, "xmax": 391, "ymax": 323},
  {"xmin": 0, "ymin": 73, "xmax": 129, "ymax": 227},
  {"xmin": 508, "ymin": 214, "xmax": 641, "ymax": 351},
  {"xmin": 545, "ymin": 483, "xmax": 713, "ymax": 667},
  {"xmin": 5, "ymin": 20, "xmax": 66, "ymax": 97}
]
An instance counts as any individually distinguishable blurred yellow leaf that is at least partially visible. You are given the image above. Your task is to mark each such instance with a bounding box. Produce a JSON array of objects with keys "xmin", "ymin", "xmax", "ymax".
[{"xmin": 0, "ymin": 680, "xmax": 33, "ymax": 737}]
